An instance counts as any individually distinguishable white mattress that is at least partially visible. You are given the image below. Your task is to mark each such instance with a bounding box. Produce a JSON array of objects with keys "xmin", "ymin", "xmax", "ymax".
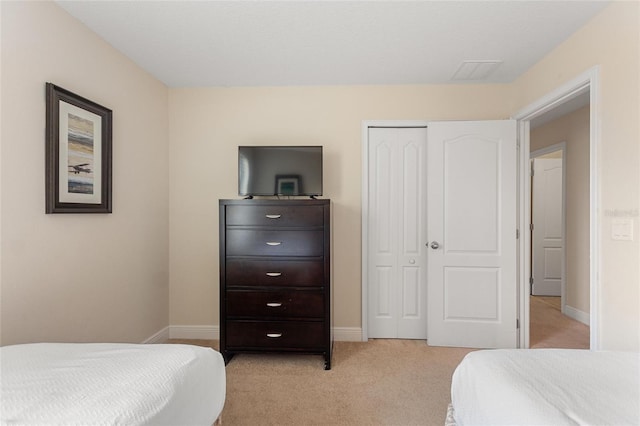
[
  {"xmin": 1, "ymin": 343, "xmax": 226, "ymax": 425},
  {"xmin": 451, "ymin": 349, "xmax": 639, "ymax": 426}
]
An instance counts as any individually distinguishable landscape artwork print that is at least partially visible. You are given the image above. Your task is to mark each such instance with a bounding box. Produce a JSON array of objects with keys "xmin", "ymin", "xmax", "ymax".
[
  {"xmin": 57, "ymin": 100, "xmax": 102, "ymax": 205},
  {"xmin": 67, "ymin": 112, "xmax": 95, "ymax": 195},
  {"xmin": 46, "ymin": 83, "xmax": 112, "ymax": 213}
]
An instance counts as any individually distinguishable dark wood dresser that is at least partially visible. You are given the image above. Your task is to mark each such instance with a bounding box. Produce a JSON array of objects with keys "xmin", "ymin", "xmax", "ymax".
[{"xmin": 219, "ymin": 199, "xmax": 332, "ymax": 369}]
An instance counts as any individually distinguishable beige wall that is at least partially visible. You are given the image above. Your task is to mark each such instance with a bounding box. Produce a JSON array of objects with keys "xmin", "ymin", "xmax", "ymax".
[
  {"xmin": 514, "ymin": 1, "xmax": 639, "ymax": 350},
  {"xmin": 169, "ymin": 2, "xmax": 639, "ymax": 351},
  {"xmin": 0, "ymin": 1, "xmax": 170, "ymax": 345},
  {"xmin": 168, "ymin": 85, "xmax": 513, "ymax": 328},
  {"xmin": 531, "ymin": 106, "xmax": 590, "ymax": 315},
  {"xmin": 2, "ymin": 1, "xmax": 637, "ymax": 351}
]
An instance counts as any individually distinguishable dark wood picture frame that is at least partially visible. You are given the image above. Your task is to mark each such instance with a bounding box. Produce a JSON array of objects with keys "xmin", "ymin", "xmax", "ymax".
[{"xmin": 46, "ymin": 83, "xmax": 112, "ymax": 213}]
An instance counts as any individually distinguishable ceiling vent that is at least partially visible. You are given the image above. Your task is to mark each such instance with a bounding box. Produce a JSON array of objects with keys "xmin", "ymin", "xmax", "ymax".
[{"xmin": 452, "ymin": 60, "xmax": 503, "ymax": 81}]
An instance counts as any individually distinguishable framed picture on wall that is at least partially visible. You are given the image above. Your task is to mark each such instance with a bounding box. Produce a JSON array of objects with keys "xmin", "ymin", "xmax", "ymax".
[{"xmin": 45, "ymin": 83, "xmax": 112, "ymax": 213}]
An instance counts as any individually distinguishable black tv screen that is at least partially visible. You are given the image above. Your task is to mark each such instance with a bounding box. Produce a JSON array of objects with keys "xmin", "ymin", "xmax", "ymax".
[{"xmin": 238, "ymin": 146, "xmax": 323, "ymax": 197}]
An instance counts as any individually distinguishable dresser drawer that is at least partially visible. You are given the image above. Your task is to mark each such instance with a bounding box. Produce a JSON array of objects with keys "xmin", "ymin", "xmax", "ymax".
[
  {"xmin": 226, "ymin": 229, "xmax": 324, "ymax": 257},
  {"xmin": 227, "ymin": 290, "xmax": 324, "ymax": 318},
  {"xmin": 226, "ymin": 259, "xmax": 324, "ymax": 287},
  {"xmin": 226, "ymin": 321, "xmax": 324, "ymax": 349},
  {"xmin": 225, "ymin": 205, "xmax": 324, "ymax": 227}
]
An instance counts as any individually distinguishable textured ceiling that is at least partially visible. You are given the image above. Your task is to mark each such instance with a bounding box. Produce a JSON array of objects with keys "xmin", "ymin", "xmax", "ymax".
[{"xmin": 56, "ymin": 1, "xmax": 610, "ymax": 88}]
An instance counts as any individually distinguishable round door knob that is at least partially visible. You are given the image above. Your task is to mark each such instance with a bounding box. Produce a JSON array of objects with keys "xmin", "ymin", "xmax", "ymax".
[
  {"xmin": 430, "ymin": 241, "xmax": 440, "ymax": 250},
  {"xmin": 409, "ymin": 259, "xmax": 416, "ymax": 264}
]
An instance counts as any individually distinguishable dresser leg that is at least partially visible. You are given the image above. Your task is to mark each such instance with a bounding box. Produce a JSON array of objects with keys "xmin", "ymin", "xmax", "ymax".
[{"xmin": 222, "ymin": 352, "xmax": 234, "ymax": 365}]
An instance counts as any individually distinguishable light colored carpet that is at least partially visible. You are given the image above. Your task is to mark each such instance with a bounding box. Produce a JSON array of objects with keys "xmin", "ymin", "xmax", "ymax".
[
  {"xmin": 171, "ymin": 305, "xmax": 588, "ymax": 425},
  {"xmin": 170, "ymin": 339, "xmax": 473, "ymax": 426}
]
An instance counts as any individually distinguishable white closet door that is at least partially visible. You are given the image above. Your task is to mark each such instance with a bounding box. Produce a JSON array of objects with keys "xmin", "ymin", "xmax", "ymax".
[
  {"xmin": 426, "ymin": 120, "xmax": 518, "ymax": 348},
  {"xmin": 367, "ymin": 127, "xmax": 428, "ymax": 339}
]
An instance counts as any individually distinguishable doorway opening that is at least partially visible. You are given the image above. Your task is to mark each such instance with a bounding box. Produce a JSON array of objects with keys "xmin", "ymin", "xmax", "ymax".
[
  {"xmin": 515, "ymin": 67, "xmax": 599, "ymax": 350},
  {"xmin": 529, "ymin": 142, "xmax": 590, "ymax": 349},
  {"xmin": 530, "ymin": 144, "xmax": 566, "ymax": 300}
]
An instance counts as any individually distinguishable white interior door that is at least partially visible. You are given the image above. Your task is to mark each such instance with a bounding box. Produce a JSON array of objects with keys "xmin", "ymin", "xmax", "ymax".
[
  {"xmin": 367, "ymin": 127, "xmax": 428, "ymax": 339},
  {"xmin": 532, "ymin": 158, "xmax": 564, "ymax": 296},
  {"xmin": 426, "ymin": 120, "xmax": 518, "ymax": 348}
]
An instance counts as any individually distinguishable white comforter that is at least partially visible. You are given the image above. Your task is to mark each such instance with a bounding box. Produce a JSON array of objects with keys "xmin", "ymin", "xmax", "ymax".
[
  {"xmin": 0, "ymin": 343, "xmax": 226, "ymax": 425},
  {"xmin": 451, "ymin": 349, "xmax": 639, "ymax": 426}
]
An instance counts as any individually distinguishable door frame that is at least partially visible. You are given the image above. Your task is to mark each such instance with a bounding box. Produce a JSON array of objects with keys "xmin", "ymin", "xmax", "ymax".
[
  {"xmin": 530, "ymin": 142, "xmax": 566, "ymax": 304},
  {"xmin": 361, "ymin": 120, "xmax": 429, "ymax": 341},
  {"xmin": 513, "ymin": 66, "xmax": 600, "ymax": 350}
]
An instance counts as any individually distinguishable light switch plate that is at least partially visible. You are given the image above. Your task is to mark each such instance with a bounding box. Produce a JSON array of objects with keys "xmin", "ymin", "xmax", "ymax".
[{"xmin": 612, "ymin": 219, "xmax": 633, "ymax": 241}]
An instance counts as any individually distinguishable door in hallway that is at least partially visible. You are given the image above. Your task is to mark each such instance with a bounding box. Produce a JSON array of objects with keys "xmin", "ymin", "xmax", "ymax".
[{"xmin": 532, "ymin": 157, "xmax": 564, "ymax": 296}]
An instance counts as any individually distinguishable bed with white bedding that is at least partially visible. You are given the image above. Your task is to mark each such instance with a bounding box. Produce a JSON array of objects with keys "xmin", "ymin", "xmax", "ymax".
[
  {"xmin": 0, "ymin": 343, "xmax": 226, "ymax": 425},
  {"xmin": 449, "ymin": 349, "xmax": 639, "ymax": 426}
]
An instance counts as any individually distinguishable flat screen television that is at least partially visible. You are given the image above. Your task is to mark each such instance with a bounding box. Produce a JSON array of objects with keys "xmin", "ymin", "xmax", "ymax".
[{"xmin": 238, "ymin": 146, "xmax": 323, "ymax": 197}]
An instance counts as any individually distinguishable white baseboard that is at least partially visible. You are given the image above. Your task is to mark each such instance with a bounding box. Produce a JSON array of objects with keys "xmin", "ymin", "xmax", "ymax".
[
  {"xmin": 563, "ymin": 305, "xmax": 590, "ymax": 326},
  {"xmin": 333, "ymin": 327, "xmax": 363, "ymax": 342},
  {"xmin": 169, "ymin": 325, "xmax": 219, "ymax": 340},
  {"xmin": 142, "ymin": 326, "xmax": 170, "ymax": 344},
  {"xmin": 146, "ymin": 325, "xmax": 364, "ymax": 343}
]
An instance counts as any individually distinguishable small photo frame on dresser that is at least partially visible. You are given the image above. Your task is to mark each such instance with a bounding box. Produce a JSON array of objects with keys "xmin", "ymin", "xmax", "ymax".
[
  {"xmin": 45, "ymin": 83, "xmax": 112, "ymax": 214},
  {"xmin": 275, "ymin": 175, "xmax": 300, "ymax": 196}
]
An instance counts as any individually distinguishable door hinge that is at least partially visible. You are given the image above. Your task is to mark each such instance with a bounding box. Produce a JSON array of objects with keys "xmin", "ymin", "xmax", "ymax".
[
  {"xmin": 516, "ymin": 319, "xmax": 520, "ymax": 329},
  {"xmin": 529, "ymin": 276, "xmax": 534, "ymax": 285},
  {"xmin": 530, "ymin": 223, "xmax": 534, "ymax": 231},
  {"xmin": 516, "ymin": 229, "xmax": 520, "ymax": 239}
]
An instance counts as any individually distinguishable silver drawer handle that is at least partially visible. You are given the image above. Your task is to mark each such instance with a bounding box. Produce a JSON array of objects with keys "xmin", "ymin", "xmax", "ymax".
[
  {"xmin": 266, "ymin": 241, "xmax": 281, "ymax": 246},
  {"xmin": 266, "ymin": 333, "xmax": 282, "ymax": 338},
  {"xmin": 266, "ymin": 302, "xmax": 282, "ymax": 307},
  {"xmin": 265, "ymin": 214, "xmax": 281, "ymax": 219},
  {"xmin": 266, "ymin": 272, "xmax": 282, "ymax": 277}
]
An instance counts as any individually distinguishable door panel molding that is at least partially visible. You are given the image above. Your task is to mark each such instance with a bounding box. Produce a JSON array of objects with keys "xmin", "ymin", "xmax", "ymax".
[{"xmin": 444, "ymin": 136, "xmax": 501, "ymax": 254}]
